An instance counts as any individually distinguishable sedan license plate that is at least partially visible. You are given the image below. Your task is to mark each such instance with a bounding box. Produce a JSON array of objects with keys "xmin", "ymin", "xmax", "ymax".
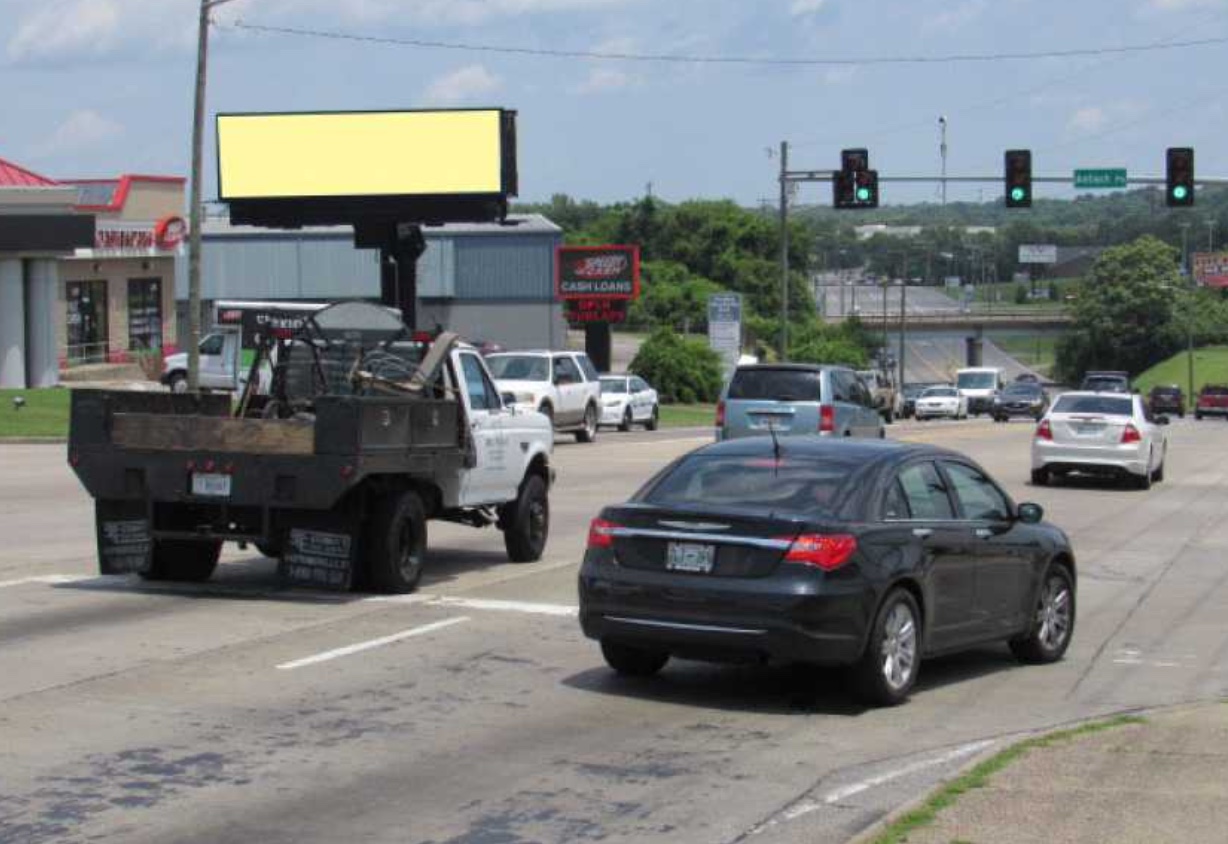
[
  {"xmin": 191, "ymin": 472, "xmax": 232, "ymax": 497},
  {"xmin": 666, "ymin": 542, "xmax": 715, "ymax": 573}
]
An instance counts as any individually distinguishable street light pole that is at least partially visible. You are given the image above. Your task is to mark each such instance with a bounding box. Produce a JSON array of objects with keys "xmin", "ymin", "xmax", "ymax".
[
  {"xmin": 779, "ymin": 141, "xmax": 789, "ymax": 360},
  {"xmin": 1180, "ymin": 222, "xmax": 1194, "ymax": 404},
  {"xmin": 938, "ymin": 116, "xmax": 948, "ymax": 206},
  {"xmin": 187, "ymin": 0, "xmax": 239, "ymax": 391},
  {"xmin": 1207, "ymin": 219, "xmax": 1217, "ymax": 251}
]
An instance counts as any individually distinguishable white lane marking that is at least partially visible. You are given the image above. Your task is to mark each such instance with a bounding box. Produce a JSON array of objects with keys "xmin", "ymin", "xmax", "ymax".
[
  {"xmin": 755, "ymin": 739, "xmax": 996, "ymax": 832},
  {"xmin": 367, "ymin": 594, "xmax": 578, "ymax": 617},
  {"xmin": 0, "ymin": 574, "xmax": 94, "ymax": 589},
  {"xmin": 275, "ymin": 616, "xmax": 470, "ymax": 670}
]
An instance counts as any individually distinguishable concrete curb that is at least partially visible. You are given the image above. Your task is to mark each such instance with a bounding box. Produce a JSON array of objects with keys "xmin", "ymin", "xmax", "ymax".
[
  {"xmin": 1, "ymin": 437, "xmax": 67, "ymax": 445},
  {"xmin": 843, "ymin": 704, "xmax": 1160, "ymax": 844}
]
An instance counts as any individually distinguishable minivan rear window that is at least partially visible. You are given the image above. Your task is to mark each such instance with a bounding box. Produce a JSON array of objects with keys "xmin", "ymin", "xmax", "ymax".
[
  {"xmin": 1052, "ymin": 395, "xmax": 1133, "ymax": 416},
  {"xmin": 727, "ymin": 369, "xmax": 822, "ymax": 402}
]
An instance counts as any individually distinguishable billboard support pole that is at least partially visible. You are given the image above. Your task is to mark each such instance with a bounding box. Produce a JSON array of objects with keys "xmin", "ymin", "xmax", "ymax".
[{"xmin": 379, "ymin": 223, "xmax": 425, "ymax": 330}]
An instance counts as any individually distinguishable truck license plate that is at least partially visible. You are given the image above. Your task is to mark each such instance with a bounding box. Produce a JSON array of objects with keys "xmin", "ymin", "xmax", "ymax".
[
  {"xmin": 191, "ymin": 473, "xmax": 232, "ymax": 497},
  {"xmin": 666, "ymin": 542, "xmax": 715, "ymax": 573}
]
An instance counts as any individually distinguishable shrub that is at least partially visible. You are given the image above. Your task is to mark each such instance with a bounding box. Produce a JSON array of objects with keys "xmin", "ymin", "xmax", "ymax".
[{"xmin": 629, "ymin": 328, "xmax": 724, "ymax": 404}]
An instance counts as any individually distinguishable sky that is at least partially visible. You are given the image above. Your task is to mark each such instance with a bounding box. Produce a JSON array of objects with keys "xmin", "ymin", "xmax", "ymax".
[{"xmin": 2, "ymin": 0, "xmax": 1226, "ymax": 207}]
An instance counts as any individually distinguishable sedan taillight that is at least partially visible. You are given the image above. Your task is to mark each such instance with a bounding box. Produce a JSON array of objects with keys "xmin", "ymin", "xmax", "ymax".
[
  {"xmin": 1121, "ymin": 423, "xmax": 1142, "ymax": 444},
  {"xmin": 1035, "ymin": 419, "xmax": 1053, "ymax": 440},
  {"xmin": 587, "ymin": 518, "xmax": 621, "ymax": 549},
  {"xmin": 782, "ymin": 534, "xmax": 858, "ymax": 571}
]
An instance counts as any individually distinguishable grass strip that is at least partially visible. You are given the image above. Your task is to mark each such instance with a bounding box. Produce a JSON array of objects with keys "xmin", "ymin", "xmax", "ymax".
[{"xmin": 869, "ymin": 714, "xmax": 1146, "ymax": 844}]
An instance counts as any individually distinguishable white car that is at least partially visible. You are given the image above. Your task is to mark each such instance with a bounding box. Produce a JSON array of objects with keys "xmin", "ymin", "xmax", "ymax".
[
  {"xmin": 1031, "ymin": 392, "xmax": 1169, "ymax": 489},
  {"xmin": 599, "ymin": 374, "xmax": 660, "ymax": 431},
  {"xmin": 914, "ymin": 386, "xmax": 968, "ymax": 420},
  {"xmin": 486, "ymin": 350, "xmax": 603, "ymax": 443}
]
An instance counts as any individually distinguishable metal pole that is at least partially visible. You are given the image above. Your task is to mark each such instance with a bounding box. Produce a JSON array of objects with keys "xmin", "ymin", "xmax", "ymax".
[
  {"xmin": 939, "ymin": 116, "xmax": 948, "ymax": 206},
  {"xmin": 186, "ymin": 0, "xmax": 237, "ymax": 391},
  {"xmin": 779, "ymin": 140, "xmax": 789, "ymax": 359},
  {"xmin": 898, "ymin": 281, "xmax": 906, "ymax": 390},
  {"xmin": 1181, "ymin": 222, "xmax": 1193, "ymax": 402},
  {"xmin": 1207, "ymin": 219, "xmax": 1217, "ymax": 251}
]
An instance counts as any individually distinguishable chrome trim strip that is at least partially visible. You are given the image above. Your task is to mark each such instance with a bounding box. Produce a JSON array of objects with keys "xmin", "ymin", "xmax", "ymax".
[
  {"xmin": 605, "ymin": 616, "xmax": 767, "ymax": 635},
  {"xmin": 608, "ymin": 528, "xmax": 790, "ymax": 550}
]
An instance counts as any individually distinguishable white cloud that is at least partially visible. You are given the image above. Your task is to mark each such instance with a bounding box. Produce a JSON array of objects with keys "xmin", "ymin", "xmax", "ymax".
[
  {"xmin": 920, "ymin": 0, "xmax": 987, "ymax": 33},
  {"xmin": 1147, "ymin": 0, "xmax": 1225, "ymax": 10},
  {"xmin": 790, "ymin": 0, "xmax": 827, "ymax": 15},
  {"xmin": 5, "ymin": 0, "xmax": 199, "ymax": 63},
  {"xmin": 823, "ymin": 66, "xmax": 856, "ymax": 85},
  {"xmin": 42, "ymin": 109, "xmax": 124, "ymax": 155},
  {"xmin": 422, "ymin": 65, "xmax": 502, "ymax": 105},
  {"xmin": 281, "ymin": 0, "xmax": 641, "ymax": 26},
  {"xmin": 1068, "ymin": 106, "xmax": 1107, "ymax": 132},
  {"xmin": 571, "ymin": 67, "xmax": 631, "ymax": 94},
  {"xmin": 1066, "ymin": 100, "xmax": 1148, "ymax": 134}
]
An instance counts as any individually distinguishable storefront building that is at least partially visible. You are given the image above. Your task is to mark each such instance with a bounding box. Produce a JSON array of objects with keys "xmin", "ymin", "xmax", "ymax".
[
  {"xmin": 59, "ymin": 175, "xmax": 186, "ymax": 366},
  {"xmin": 0, "ymin": 157, "xmax": 94, "ymax": 389}
]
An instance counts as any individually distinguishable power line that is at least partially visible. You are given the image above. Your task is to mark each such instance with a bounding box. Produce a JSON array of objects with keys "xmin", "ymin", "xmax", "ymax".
[{"xmin": 227, "ymin": 20, "xmax": 1228, "ymax": 67}]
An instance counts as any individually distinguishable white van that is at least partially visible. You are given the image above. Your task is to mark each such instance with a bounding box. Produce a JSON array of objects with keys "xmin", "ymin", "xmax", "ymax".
[{"xmin": 956, "ymin": 367, "xmax": 1003, "ymax": 416}]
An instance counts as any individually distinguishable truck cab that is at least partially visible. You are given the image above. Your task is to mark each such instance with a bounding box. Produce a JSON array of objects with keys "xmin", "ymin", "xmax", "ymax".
[{"xmin": 162, "ymin": 331, "xmax": 243, "ymax": 393}]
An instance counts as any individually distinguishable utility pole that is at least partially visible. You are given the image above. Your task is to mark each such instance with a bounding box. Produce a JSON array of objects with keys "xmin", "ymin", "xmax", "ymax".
[
  {"xmin": 779, "ymin": 140, "xmax": 789, "ymax": 360},
  {"xmin": 1180, "ymin": 221, "xmax": 1193, "ymax": 403},
  {"xmin": 187, "ymin": 0, "xmax": 239, "ymax": 391},
  {"xmin": 898, "ymin": 280, "xmax": 906, "ymax": 390},
  {"xmin": 938, "ymin": 116, "xmax": 948, "ymax": 206},
  {"xmin": 1207, "ymin": 219, "xmax": 1217, "ymax": 251}
]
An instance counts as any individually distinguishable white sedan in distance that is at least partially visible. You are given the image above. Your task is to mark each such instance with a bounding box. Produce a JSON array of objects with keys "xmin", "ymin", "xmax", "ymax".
[
  {"xmin": 914, "ymin": 385, "xmax": 968, "ymax": 421},
  {"xmin": 1031, "ymin": 392, "xmax": 1169, "ymax": 489},
  {"xmin": 599, "ymin": 374, "xmax": 660, "ymax": 431}
]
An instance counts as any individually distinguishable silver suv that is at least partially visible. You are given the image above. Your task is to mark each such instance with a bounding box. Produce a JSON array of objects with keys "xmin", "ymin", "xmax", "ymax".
[
  {"xmin": 486, "ymin": 350, "xmax": 603, "ymax": 443},
  {"xmin": 717, "ymin": 364, "xmax": 885, "ymax": 441}
]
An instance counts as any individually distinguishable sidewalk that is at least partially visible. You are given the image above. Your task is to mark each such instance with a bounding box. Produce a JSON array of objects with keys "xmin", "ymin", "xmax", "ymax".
[{"xmin": 858, "ymin": 701, "xmax": 1228, "ymax": 844}]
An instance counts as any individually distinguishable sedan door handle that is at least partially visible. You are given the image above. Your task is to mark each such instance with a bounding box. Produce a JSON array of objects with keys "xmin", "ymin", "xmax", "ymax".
[
  {"xmin": 912, "ymin": 528, "xmax": 934, "ymax": 539},
  {"xmin": 975, "ymin": 528, "xmax": 994, "ymax": 539}
]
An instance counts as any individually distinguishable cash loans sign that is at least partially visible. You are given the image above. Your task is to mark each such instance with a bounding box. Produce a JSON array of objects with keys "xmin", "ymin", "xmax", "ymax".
[{"xmin": 556, "ymin": 245, "xmax": 641, "ymax": 300}]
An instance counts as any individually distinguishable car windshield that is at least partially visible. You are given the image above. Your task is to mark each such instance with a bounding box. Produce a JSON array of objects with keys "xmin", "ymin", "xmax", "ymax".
[
  {"xmin": 1052, "ymin": 395, "xmax": 1134, "ymax": 416},
  {"xmin": 1083, "ymin": 377, "xmax": 1127, "ymax": 392},
  {"xmin": 1003, "ymin": 385, "xmax": 1039, "ymax": 397},
  {"xmin": 923, "ymin": 387, "xmax": 957, "ymax": 398},
  {"xmin": 640, "ymin": 454, "xmax": 859, "ymax": 518},
  {"xmin": 957, "ymin": 372, "xmax": 997, "ymax": 390},
  {"xmin": 600, "ymin": 378, "xmax": 628, "ymax": 394},
  {"xmin": 486, "ymin": 355, "xmax": 549, "ymax": 382},
  {"xmin": 903, "ymin": 385, "xmax": 930, "ymax": 398},
  {"xmin": 727, "ymin": 369, "xmax": 822, "ymax": 402}
]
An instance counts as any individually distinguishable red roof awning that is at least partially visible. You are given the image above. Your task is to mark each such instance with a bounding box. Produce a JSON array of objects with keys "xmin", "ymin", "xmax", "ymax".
[{"xmin": 0, "ymin": 156, "xmax": 57, "ymax": 187}]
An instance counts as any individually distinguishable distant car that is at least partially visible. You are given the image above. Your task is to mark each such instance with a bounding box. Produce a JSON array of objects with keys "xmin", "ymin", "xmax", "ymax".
[
  {"xmin": 1032, "ymin": 392, "xmax": 1169, "ymax": 489},
  {"xmin": 1148, "ymin": 384, "xmax": 1185, "ymax": 419},
  {"xmin": 579, "ymin": 437, "xmax": 1077, "ymax": 706},
  {"xmin": 914, "ymin": 386, "xmax": 968, "ymax": 421},
  {"xmin": 1080, "ymin": 371, "xmax": 1130, "ymax": 393},
  {"xmin": 487, "ymin": 351, "xmax": 603, "ymax": 442},
  {"xmin": 1194, "ymin": 385, "xmax": 1228, "ymax": 420},
  {"xmin": 599, "ymin": 374, "xmax": 660, "ymax": 431},
  {"xmin": 900, "ymin": 382, "xmax": 942, "ymax": 419},
  {"xmin": 993, "ymin": 382, "xmax": 1049, "ymax": 422},
  {"xmin": 1014, "ymin": 373, "xmax": 1042, "ymax": 384},
  {"xmin": 717, "ymin": 364, "xmax": 884, "ymax": 441}
]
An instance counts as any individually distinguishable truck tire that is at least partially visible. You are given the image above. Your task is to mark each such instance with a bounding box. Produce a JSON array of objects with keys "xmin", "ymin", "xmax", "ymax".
[
  {"xmin": 141, "ymin": 539, "xmax": 221, "ymax": 582},
  {"xmin": 575, "ymin": 404, "xmax": 599, "ymax": 443},
  {"xmin": 367, "ymin": 490, "xmax": 427, "ymax": 594},
  {"xmin": 502, "ymin": 474, "xmax": 549, "ymax": 563},
  {"xmin": 167, "ymin": 372, "xmax": 189, "ymax": 394}
]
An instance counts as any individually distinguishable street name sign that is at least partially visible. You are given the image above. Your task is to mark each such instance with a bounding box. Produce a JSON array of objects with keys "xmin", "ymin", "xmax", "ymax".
[{"xmin": 1073, "ymin": 169, "xmax": 1127, "ymax": 189}]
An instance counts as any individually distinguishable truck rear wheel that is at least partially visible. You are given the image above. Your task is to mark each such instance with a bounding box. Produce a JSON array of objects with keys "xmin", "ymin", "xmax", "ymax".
[
  {"xmin": 502, "ymin": 474, "xmax": 549, "ymax": 562},
  {"xmin": 367, "ymin": 490, "xmax": 427, "ymax": 594},
  {"xmin": 141, "ymin": 539, "xmax": 221, "ymax": 582}
]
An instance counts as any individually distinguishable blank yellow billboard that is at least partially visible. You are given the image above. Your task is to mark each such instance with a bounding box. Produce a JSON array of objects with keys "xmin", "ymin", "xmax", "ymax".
[{"xmin": 217, "ymin": 110, "xmax": 507, "ymax": 200}]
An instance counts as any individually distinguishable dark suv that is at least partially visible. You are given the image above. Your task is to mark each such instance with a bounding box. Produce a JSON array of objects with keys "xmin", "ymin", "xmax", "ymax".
[
  {"xmin": 1148, "ymin": 384, "xmax": 1185, "ymax": 418},
  {"xmin": 992, "ymin": 382, "xmax": 1049, "ymax": 422},
  {"xmin": 1080, "ymin": 371, "xmax": 1130, "ymax": 393}
]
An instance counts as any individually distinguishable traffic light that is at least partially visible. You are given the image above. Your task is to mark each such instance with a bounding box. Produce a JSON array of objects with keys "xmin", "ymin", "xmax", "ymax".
[
  {"xmin": 1004, "ymin": 149, "xmax": 1032, "ymax": 208},
  {"xmin": 833, "ymin": 148, "xmax": 878, "ymax": 209},
  {"xmin": 1166, "ymin": 147, "xmax": 1195, "ymax": 207}
]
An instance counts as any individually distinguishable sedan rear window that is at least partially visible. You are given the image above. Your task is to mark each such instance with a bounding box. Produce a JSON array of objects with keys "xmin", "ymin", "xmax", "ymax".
[
  {"xmin": 727, "ymin": 369, "xmax": 822, "ymax": 402},
  {"xmin": 641, "ymin": 454, "xmax": 858, "ymax": 517},
  {"xmin": 1052, "ymin": 395, "xmax": 1134, "ymax": 416},
  {"xmin": 1202, "ymin": 385, "xmax": 1228, "ymax": 396}
]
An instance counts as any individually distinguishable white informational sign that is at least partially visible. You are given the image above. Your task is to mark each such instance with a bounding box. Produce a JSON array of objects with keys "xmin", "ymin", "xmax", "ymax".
[
  {"xmin": 944, "ymin": 276, "xmax": 962, "ymax": 289},
  {"xmin": 708, "ymin": 293, "xmax": 742, "ymax": 372},
  {"xmin": 1019, "ymin": 244, "xmax": 1058, "ymax": 264}
]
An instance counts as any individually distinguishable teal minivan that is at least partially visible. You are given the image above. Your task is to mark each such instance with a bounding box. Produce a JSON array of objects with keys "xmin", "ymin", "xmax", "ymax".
[{"xmin": 716, "ymin": 364, "xmax": 884, "ymax": 441}]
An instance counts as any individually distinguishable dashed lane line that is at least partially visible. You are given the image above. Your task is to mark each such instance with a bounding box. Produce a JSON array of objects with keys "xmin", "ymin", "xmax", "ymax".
[{"xmin": 275, "ymin": 616, "xmax": 471, "ymax": 670}]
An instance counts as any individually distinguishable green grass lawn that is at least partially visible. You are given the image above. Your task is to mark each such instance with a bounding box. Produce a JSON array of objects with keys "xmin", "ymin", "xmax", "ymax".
[
  {"xmin": 659, "ymin": 403, "xmax": 716, "ymax": 429},
  {"xmin": 1133, "ymin": 345, "xmax": 1228, "ymax": 401},
  {"xmin": 995, "ymin": 335, "xmax": 1059, "ymax": 375},
  {"xmin": 0, "ymin": 388, "xmax": 71, "ymax": 439}
]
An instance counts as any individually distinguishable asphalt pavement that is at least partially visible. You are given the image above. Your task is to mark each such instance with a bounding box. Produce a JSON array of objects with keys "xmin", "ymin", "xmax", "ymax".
[{"xmin": 3, "ymin": 417, "xmax": 1228, "ymax": 843}]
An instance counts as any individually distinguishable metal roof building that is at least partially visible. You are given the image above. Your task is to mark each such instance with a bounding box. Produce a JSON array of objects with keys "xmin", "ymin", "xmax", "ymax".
[{"xmin": 175, "ymin": 214, "xmax": 566, "ymax": 350}]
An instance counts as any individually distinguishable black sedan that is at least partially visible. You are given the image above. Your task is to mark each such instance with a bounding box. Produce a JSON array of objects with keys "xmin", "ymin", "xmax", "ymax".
[
  {"xmin": 579, "ymin": 437, "xmax": 1076, "ymax": 706},
  {"xmin": 992, "ymin": 382, "xmax": 1049, "ymax": 422}
]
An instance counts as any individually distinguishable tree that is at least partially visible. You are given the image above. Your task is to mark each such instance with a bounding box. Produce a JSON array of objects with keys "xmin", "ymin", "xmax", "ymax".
[
  {"xmin": 629, "ymin": 329, "xmax": 724, "ymax": 404},
  {"xmin": 1055, "ymin": 236, "xmax": 1184, "ymax": 381}
]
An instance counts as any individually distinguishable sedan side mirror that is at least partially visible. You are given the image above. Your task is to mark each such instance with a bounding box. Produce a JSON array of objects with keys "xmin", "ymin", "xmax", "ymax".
[
  {"xmin": 1017, "ymin": 502, "xmax": 1044, "ymax": 524},
  {"xmin": 501, "ymin": 392, "xmax": 517, "ymax": 407}
]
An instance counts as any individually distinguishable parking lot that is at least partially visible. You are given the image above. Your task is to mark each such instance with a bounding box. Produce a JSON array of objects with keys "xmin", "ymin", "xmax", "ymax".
[{"xmin": 4, "ymin": 416, "xmax": 1228, "ymax": 844}]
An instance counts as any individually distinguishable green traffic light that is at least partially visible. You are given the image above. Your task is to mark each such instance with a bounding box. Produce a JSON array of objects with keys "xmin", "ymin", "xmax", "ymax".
[
  {"xmin": 1010, "ymin": 187, "xmax": 1027, "ymax": 202},
  {"xmin": 1173, "ymin": 185, "xmax": 1189, "ymax": 201},
  {"xmin": 856, "ymin": 187, "xmax": 871, "ymax": 201}
]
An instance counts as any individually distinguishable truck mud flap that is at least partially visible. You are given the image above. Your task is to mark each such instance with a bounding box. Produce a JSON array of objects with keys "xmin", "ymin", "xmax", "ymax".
[
  {"xmin": 96, "ymin": 500, "xmax": 152, "ymax": 575},
  {"xmin": 280, "ymin": 527, "xmax": 357, "ymax": 591}
]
